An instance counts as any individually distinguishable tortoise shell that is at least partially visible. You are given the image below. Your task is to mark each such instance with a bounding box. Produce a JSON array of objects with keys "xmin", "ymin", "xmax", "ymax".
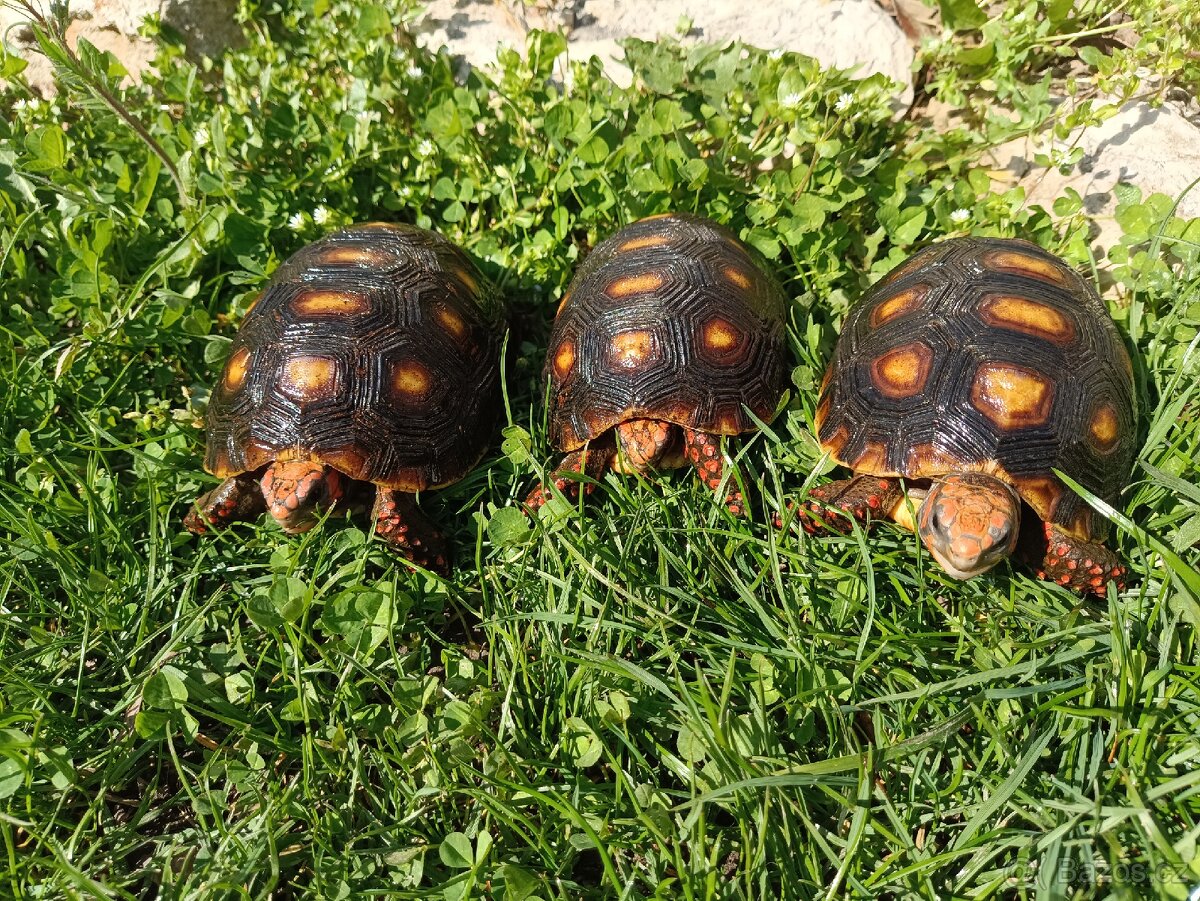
[
  {"xmin": 204, "ymin": 223, "xmax": 504, "ymax": 491},
  {"xmin": 545, "ymin": 213, "xmax": 789, "ymax": 451},
  {"xmin": 815, "ymin": 236, "xmax": 1135, "ymax": 541}
]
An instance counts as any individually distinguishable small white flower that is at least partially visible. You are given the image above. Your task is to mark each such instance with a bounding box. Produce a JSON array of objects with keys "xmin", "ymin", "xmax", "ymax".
[
  {"xmin": 416, "ymin": 138, "xmax": 435, "ymax": 157},
  {"xmin": 193, "ymin": 125, "xmax": 209, "ymax": 147},
  {"xmin": 780, "ymin": 92, "xmax": 804, "ymax": 110},
  {"xmin": 768, "ymin": 48, "xmax": 785, "ymax": 60},
  {"xmin": 398, "ymin": 185, "xmax": 414, "ymax": 200},
  {"xmin": 312, "ymin": 205, "xmax": 330, "ymax": 226},
  {"xmin": 13, "ymin": 97, "xmax": 35, "ymax": 111},
  {"xmin": 950, "ymin": 208, "xmax": 970, "ymax": 224},
  {"xmin": 834, "ymin": 92, "xmax": 853, "ymax": 113},
  {"xmin": 288, "ymin": 212, "xmax": 306, "ymax": 231},
  {"xmin": 406, "ymin": 63, "xmax": 423, "ymax": 78},
  {"xmin": 355, "ymin": 109, "xmax": 373, "ymax": 123}
]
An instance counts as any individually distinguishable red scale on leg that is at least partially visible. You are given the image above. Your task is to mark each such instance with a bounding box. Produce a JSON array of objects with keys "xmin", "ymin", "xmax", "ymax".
[
  {"xmin": 184, "ymin": 473, "xmax": 266, "ymax": 534},
  {"xmin": 682, "ymin": 428, "xmax": 746, "ymax": 516},
  {"xmin": 524, "ymin": 443, "xmax": 617, "ymax": 511},
  {"xmin": 1033, "ymin": 522, "xmax": 1127, "ymax": 595},
  {"xmin": 372, "ymin": 489, "xmax": 449, "ymax": 575},
  {"xmin": 782, "ymin": 475, "xmax": 903, "ymax": 534}
]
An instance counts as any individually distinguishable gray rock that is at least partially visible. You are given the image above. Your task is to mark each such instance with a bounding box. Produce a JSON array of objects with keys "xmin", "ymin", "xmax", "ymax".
[
  {"xmin": 415, "ymin": 0, "xmax": 914, "ymax": 105},
  {"xmin": 2, "ymin": 0, "xmax": 240, "ymax": 95},
  {"xmin": 990, "ymin": 100, "xmax": 1200, "ymax": 250}
]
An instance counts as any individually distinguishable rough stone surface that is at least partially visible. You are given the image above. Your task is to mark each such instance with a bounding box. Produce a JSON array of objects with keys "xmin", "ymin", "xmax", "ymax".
[
  {"xmin": 2, "ymin": 0, "xmax": 240, "ymax": 94},
  {"xmin": 415, "ymin": 0, "xmax": 915, "ymax": 104},
  {"xmin": 989, "ymin": 100, "xmax": 1200, "ymax": 250}
]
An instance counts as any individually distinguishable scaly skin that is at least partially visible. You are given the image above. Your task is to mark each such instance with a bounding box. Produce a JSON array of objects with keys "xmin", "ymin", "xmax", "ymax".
[
  {"xmin": 786, "ymin": 475, "xmax": 906, "ymax": 533},
  {"xmin": 372, "ymin": 489, "xmax": 450, "ymax": 575},
  {"xmin": 613, "ymin": 419, "xmax": 675, "ymax": 473},
  {"xmin": 526, "ymin": 420, "xmax": 750, "ymax": 515},
  {"xmin": 1036, "ymin": 522, "xmax": 1126, "ymax": 595},
  {"xmin": 524, "ymin": 442, "xmax": 618, "ymax": 510},
  {"xmin": 260, "ymin": 460, "xmax": 345, "ymax": 533},
  {"xmin": 681, "ymin": 428, "xmax": 747, "ymax": 516},
  {"xmin": 184, "ymin": 473, "xmax": 266, "ymax": 534}
]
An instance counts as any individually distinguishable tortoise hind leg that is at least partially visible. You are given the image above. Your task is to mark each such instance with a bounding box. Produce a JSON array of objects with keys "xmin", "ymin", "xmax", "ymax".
[
  {"xmin": 373, "ymin": 489, "xmax": 450, "ymax": 575},
  {"xmin": 1036, "ymin": 523, "xmax": 1127, "ymax": 595},
  {"xmin": 185, "ymin": 474, "xmax": 266, "ymax": 534},
  {"xmin": 524, "ymin": 441, "xmax": 617, "ymax": 511},
  {"xmin": 681, "ymin": 428, "xmax": 748, "ymax": 516},
  {"xmin": 784, "ymin": 475, "xmax": 905, "ymax": 533}
]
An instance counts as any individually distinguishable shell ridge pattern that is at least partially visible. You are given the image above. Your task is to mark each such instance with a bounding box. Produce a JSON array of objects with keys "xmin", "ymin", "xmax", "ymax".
[
  {"xmin": 545, "ymin": 213, "xmax": 787, "ymax": 450},
  {"xmin": 818, "ymin": 236, "xmax": 1133, "ymax": 538},
  {"xmin": 204, "ymin": 225, "xmax": 502, "ymax": 491}
]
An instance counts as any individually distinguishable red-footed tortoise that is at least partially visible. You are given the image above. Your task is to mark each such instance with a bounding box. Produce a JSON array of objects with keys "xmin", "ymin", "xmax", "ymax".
[
  {"xmin": 526, "ymin": 213, "xmax": 789, "ymax": 514},
  {"xmin": 799, "ymin": 236, "xmax": 1134, "ymax": 595},
  {"xmin": 184, "ymin": 223, "xmax": 505, "ymax": 574}
]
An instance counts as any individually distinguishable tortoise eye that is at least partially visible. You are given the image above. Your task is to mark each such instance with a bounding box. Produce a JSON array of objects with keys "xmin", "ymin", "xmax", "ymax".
[{"xmin": 927, "ymin": 505, "xmax": 946, "ymax": 534}]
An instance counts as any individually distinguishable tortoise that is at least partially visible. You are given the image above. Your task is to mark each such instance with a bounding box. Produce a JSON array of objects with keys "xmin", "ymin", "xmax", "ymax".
[
  {"xmin": 526, "ymin": 213, "xmax": 789, "ymax": 515},
  {"xmin": 184, "ymin": 223, "xmax": 505, "ymax": 574},
  {"xmin": 798, "ymin": 236, "xmax": 1134, "ymax": 595}
]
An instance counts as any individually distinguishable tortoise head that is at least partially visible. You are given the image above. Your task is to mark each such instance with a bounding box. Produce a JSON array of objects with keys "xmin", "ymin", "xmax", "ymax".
[
  {"xmin": 917, "ymin": 473, "xmax": 1020, "ymax": 580},
  {"xmin": 260, "ymin": 460, "xmax": 345, "ymax": 533}
]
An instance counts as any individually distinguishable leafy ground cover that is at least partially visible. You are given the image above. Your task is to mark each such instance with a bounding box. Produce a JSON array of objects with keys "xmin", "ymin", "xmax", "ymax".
[{"xmin": 1, "ymin": 0, "xmax": 1199, "ymax": 897}]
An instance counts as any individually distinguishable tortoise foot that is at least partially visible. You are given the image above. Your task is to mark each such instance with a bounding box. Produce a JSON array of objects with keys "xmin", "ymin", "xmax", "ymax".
[
  {"xmin": 524, "ymin": 445, "xmax": 615, "ymax": 512},
  {"xmin": 1037, "ymin": 523, "xmax": 1126, "ymax": 595},
  {"xmin": 780, "ymin": 476, "xmax": 904, "ymax": 534},
  {"xmin": 185, "ymin": 474, "xmax": 265, "ymax": 534},
  {"xmin": 373, "ymin": 490, "xmax": 450, "ymax": 575},
  {"xmin": 682, "ymin": 428, "xmax": 745, "ymax": 516}
]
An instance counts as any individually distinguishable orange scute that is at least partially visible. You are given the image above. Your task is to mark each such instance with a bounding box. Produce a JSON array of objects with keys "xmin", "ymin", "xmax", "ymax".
[
  {"xmin": 970, "ymin": 363, "xmax": 1055, "ymax": 429},
  {"xmin": 223, "ymin": 346, "xmax": 251, "ymax": 392},
  {"xmin": 978, "ymin": 295, "xmax": 1075, "ymax": 344},
  {"xmin": 605, "ymin": 272, "xmax": 665, "ymax": 299},
  {"xmin": 983, "ymin": 249, "xmax": 1071, "ymax": 286},
  {"xmin": 280, "ymin": 355, "xmax": 340, "ymax": 401}
]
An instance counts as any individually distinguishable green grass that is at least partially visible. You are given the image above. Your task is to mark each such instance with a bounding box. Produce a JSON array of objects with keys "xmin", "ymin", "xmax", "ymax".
[{"xmin": 2, "ymin": 0, "xmax": 1200, "ymax": 897}]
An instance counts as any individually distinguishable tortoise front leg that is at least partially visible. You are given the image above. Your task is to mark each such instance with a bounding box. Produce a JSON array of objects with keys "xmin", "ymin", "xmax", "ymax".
[
  {"xmin": 524, "ymin": 442, "xmax": 617, "ymax": 511},
  {"xmin": 1036, "ymin": 523, "xmax": 1127, "ymax": 595},
  {"xmin": 681, "ymin": 428, "xmax": 747, "ymax": 516},
  {"xmin": 786, "ymin": 475, "xmax": 906, "ymax": 534},
  {"xmin": 372, "ymin": 489, "xmax": 450, "ymax": 575},
  {"xmin": 184, "ymin": 474, "xmax": 266, "ymax": 534}
]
